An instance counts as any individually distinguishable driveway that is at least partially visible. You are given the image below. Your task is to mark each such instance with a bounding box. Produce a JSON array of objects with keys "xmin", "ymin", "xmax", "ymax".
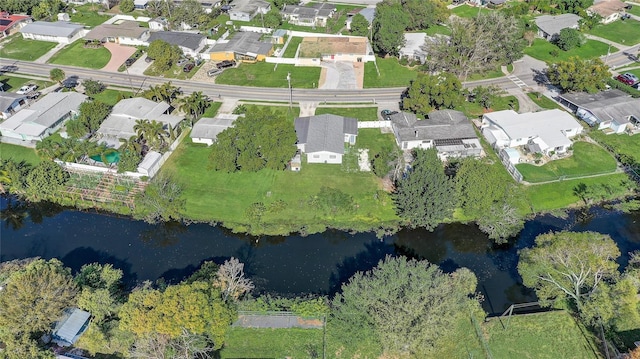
[
  {"xmin": 101, "ymin": 42, "xmax": 136, "ymax": 72},
  {"xmin": 318, "ymin": 61, "xmax": 359, "ymax": 90},
  {"xmin": 127, "ymin": 54, "xmax": 153, "ymax": 75}
]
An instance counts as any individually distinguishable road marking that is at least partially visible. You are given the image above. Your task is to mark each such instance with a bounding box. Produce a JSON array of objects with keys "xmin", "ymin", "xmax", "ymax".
[{"xmin": 507, "ymin": 75, "xmax": 527, "ymax": 88}]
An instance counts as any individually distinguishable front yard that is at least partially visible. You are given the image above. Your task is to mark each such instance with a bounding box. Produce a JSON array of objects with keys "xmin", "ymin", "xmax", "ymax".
[
  {"xmin": 90, "ymin": 88, "xmax": 134, "ymax": 106},
  {"xmin": 215, "ymin": 62, "xmax": 321, "ymax": 88},
  {"xmin": 524, "ymin": 39, "xmax": 613, "ymax": 63},
  {"xmin": 314, "ymin": 107, "xmax": 379, "ymax": 121},
  {"xmin": 143, "ymin": 61, "xmax": 204, "ymax": 80},
  {"xmin": 363, "ymin": 57, "xmax": 417, "ymax": 88},
  {"xmin": 0, "ymin": 35, "xmax": 57, "ymax": 61},
  {"xmin": 48, "ymin": 40, "xmax": 112, "ymax": 69},
  {"xmin": 588, "ymin": 19, "xmax": 640, "ymax": 45},
  {"xmin": 0, "ymin": 74, "xmax": 54, "ymax": 93},
  {"xmin": 451, "ymin": 4, "xmax": 492, "ymax": 18}
]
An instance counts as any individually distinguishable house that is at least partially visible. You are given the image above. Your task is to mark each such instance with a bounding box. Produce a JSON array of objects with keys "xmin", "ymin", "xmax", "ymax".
[
  {"xmin": 19, "ymin": 21, "xmax": 84, "ymax": 44},
  {"xmin": 228, "ymin": 0, "xmax": 270, "ymax": 21},
  {"xmin": 294, "ymin": 114, "xmax": 357, "ymax": 164},
  {"xmin": 148, "ymin": 31, "xmax": 206, "ymax": 57},
  {"xmin": 148, "ymin": 17, "xmax": 169, "ymax": 31},
  {"xmin": 209, "ymin": 31, "xmax": 273, "ymax": 62},
  {"xmin": 51, "ymin": 308, "xmax": 91, "ymax": 347},
  {"xmin": 389, "ymin": 110, "xmax": 482, "ymax": 160},
  {"xmin": 271, "ymin": 29, "xmax": 287, "ymax": 44},
  {"xmin": 0, "ymin": 92, "xmax": 87, "ymax": 142},
  {"xmin": 0, "ymin": 12, "xmax": 32, "ymax": 38},
  {"xmin": 558, "ymin": 89, "xmax": 640, "ymax": 134},
  {"xmin": 85, "ymin": 20, "xmax": 149, "ymax": 45},
  {"xmin": 0, "ymin": 92, "xmax": 28, "ymax": 120},
  {"xmin": 481, "ymin": 109, "xmax": 583, "ymax": 155},
  {"xmin": 280, "ymin": 3, "xmax": 336, "ymax": 27},
  {"xmin": 190, "ymin": 114, "xmax": 239, "ymax": 145},
  {"xmin": 173, "ymin": 0, "xmax": 222, "ymax": 13},
  {"xmin": 534, "ymin": 14, "xmax": 581, "ymax": 41},
  {"xmin": 587, "ymin": 0, "xmax": 627, "ymax": 23},
  {"xmin": 134, "ymin": 0, "xmax": 149, "ymax": 9},
  {"xmin": 96, "ymin": 97, "xmax": 184, "ymax": 148},
  {"xmin": 298, "ymin": 36, "xmax": 372, "ymax": 62},
  {"xmin": 345, "ymin": 7, "xmax": 375, "ymax": 30},
  {"xmin": 399, "ymin": 33, "xmax": 427, "ymax": 63}
]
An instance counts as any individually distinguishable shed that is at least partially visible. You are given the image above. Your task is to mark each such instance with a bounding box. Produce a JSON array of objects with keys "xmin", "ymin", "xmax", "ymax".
[{"xmin": 52, "ymin": 308, "xmax": 91, "ymax": 346}]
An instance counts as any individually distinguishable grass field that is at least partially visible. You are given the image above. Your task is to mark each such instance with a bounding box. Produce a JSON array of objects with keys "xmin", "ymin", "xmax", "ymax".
[
  {"xmin": 314, "ymin": 107, "xmax": 378, "ymax": 121},
  {"xmin": 0, "ymin": 35, "xmax": 57, "ymax": 61},
  {"xmin": 283, "ymin": 36, "xmax": 303, "ymax": 58},
  {"xmin": 484, "ymin": 311, "xmax": 602, "ymax": 359},
  {"xmin": 527, "ymin": 92, "xmax": 562, "ymax": 109},
  {"xmin": 589, "ymin": 19, "xmax": 640, "ymax": 45},
  {"xmin": 451, "ymin": 4, "xmax": 492, "ymax": 17},
  {"xmin": 524, "ymin": 39, "xmax": 613, "ymax": 63},
  {"xmin": 0, "ymin": 143, "xmax": 41, "ymax": 165},
  {"xmin": 0, "ymin": 75, "xmax": 54, "ymax": 93},
  {"xmin": 48, "ymin": 40, "xmax": 112, "ymax": 69},
  {"xmin": 628, "ymin": 5, "xmax": 640, "ymax": 16},
  {"xmin": 590, "ymin": 131, "xmax": 640, "ymax": 164},
  {"xmin": 215, "ymin": 62, "xmax": 321, "ymax": 88},
  {"xmin": 363, "ymin": 57, "xmax": 417, "ymax": 88},
  {"xmin": 467, "ymin": 67, "xmax": 506, "ymax": 81},
  {"xmin": 69, "ymin": 4, "xmax": 111, "ymax": 27},
  {"xmin": 516, "ymin": 142, "xmax": 617, "ymax": 183},
  {"xmin": 424, "ymin": 24, "xmax": 451, "ymax": 36},
  {"xmin": 201, "ymin": 101, "xmax": 222, "ymax": 118},
  {"xmin": 90, "ymin": 89, "xmax": 133, "ymax": 106},
  {"xmin": 221, "ymin": 328, "xmax": 323, "ymax": 358},
  {"xmin": 456, "ymin": 95, "xmax": 519, "ymax": 118}
]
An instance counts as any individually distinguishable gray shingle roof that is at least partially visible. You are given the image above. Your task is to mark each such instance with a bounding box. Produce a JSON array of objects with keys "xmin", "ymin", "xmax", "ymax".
[
  {"xmin": 281, "ymin": 3, "xmax": 335, "ymax": 19},
  {"xmin": 295, "ymin": 114, "xmax": 357, "ymax": 154},
  {"xmin": 390, "ymin": 110, "xmax": 477, "ymax": 142},
  {"xmin": 209, "ymin": 31, "xmax": 272, "ymax": 56},
  {"xmin": 190, "ymin": 116, "xmax": 237, "ymax": 140},
  {"xmin": 0, "ymin": 93, "xmax": 26, "ymax": 112},
  {"xmin": 148, "ymin": 31, "xmax": 205, "ymax": 51},
  {"xmin": 534, "ymin": 14, "xmax": 581, "ymax": 37},
  {"xmin": 53, "ymin": 308, "xmax": 91, "ymax": 345},
  {"xmin": 19, "ymin": 21, "xmax": 83, "ymax": 37},
  {"xmin": 230, "ymin": 0, "xmax": 270, "ymax": 14},
  {"xmin": 85, "ymin": 20, "xmax": 147, "ymax": 41},
  {"xmin": 560, "ymin": 90, "xmax": 640, "ymax": 124}
]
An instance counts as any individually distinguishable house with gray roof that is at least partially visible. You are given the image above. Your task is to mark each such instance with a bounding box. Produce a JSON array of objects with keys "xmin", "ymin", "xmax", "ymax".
[
  {"xmin": 399, "ymin": 33, "xmax": 429, "ymax": 63},
  {"xmin": 85, "ymin": 20, "xmax": 149, "ymax": 46},
  {"xmin": 52, "ymin": 308, "xmax": 91, "ymax": 347},
  {"xmin": 294, "ymin": 114, "xmax": 357, "ymax": 164},
  {"xmin": 0, "ymin": 92, "xmax": 28, "ymax": 120},
  {"xmin": 191, "ymin": 114, "xmax": 239, "ymax": 145},
  {"xmin": 281, "ymin": 2, "xmax": 336, "ymax": 27},
  {"xmin": 390, "ymin": 110, "xmax": 482, "ymax": 160},
  {"xmin": 0, "ymin": 92, "xmax": 87, "ymax": 143},
  {"xmin": 534, "ymin": 14, "xmax": 581, "ymax": 41},
  {"xmin": 346, "ymin": 7, "xmax": 375, "ymax": 30},
  {"xmin": 148, "ymin": 31, "xmax": 207, "ymax": 57},
  {"xmin": 209, "ymin": 31, "xmax": 273, "ymax": 62},
  {"xmin": 481, "ymin": 109, "xmax": 583, "ymax": 155},
  {"xmin": 229, "ymin": 0, "xmax": 270, "ymax": 21},
  {"xmin": 558, "ymin": 89, "xmax": 640, "ymax": 134},
  {"xmin": 96, "ymin": 97, "xmax": 184, "ymax": 148},
  {"xmin": 19, "ymin": 21, "xmax": 84, "ymax": 44}
]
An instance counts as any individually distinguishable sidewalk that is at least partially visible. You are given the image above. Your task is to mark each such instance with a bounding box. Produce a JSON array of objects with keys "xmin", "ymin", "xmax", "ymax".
[
  {"xmin": 584, "ymin": 34, "xmax": 632, "ymax": 51},
  {"xmin": 33, "ymin": 43, "xmax": 66, "ymax": 64}
]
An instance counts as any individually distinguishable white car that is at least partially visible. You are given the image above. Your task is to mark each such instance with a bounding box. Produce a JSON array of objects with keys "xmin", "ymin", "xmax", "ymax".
[{"xmin": 16, "ymin": 84, "xmax": 37, "ymax": 94}]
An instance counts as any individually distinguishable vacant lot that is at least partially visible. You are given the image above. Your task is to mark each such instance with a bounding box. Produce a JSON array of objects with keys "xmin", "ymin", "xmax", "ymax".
[
  {"xmin": 0, "ymin": 143, "xmax": 41, "ymax": 165},
  {"xmin": 315, "ymin": 107, "xmax": 378, "ymax": 121},
  {"xmin": 221, "ymin": 328, "xmax": 323, "ymax": 359},
  {"xmin": 589, "ymin": 19, "xmax": 640, "ymax": 45},
  {"xmin": 363, "ymin": 57, "xmax": 417, "ymax": 88},
  {"xmin": 524, "ymin": 39, "xmax": 612, "ymax": 63},
  {"xmin": 48, "ymin": 40, "xmax": 111, "ymax": 69},
  {"xmin": 516, "ymin": 142, "xmax": 617, "ymax": 183},
  {"xmin": 0, "ymin": 35, "xmax": 57, "ymax": 61},
  {"xmin": 215, "ymin": 62, "xmax": 321, "ymax": 88},
  {"xmin": 282, "ymin": 36, "xmax": 303, "ymax": 58}
]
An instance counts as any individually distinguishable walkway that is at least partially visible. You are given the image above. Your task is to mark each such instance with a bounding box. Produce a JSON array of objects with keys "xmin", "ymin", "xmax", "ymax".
[
  {"xmin": 584, "ymin": 34, "xmax": 632, "ymax": 52},
  {"xmin": 33, "ymin": 43, "xmax": 66, "ymax": 64},
  {"xmin": 233, "ymin": 311, "xmax": 323, "ymax": 329}
]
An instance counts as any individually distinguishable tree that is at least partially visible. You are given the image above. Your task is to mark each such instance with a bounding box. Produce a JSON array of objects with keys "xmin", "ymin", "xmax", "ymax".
[
  {"xmin": 272, "ymin": 0, "xmax": 299, "ymax": 9},
  {"xmin": 553, "ymin": 0, "xmax": 592, "ymax": 14},
  {"xmin": 144, "ymin": 81, "xmax": 182, "ymax": 104},
  {"xmin": 0, "ymin": 158, "xmax": 31, "ymax": 194},
  {"xmin": 76, "ymin": 263, "xmax": 124, "ymax": 323},
  {"xmin": 555, "ymin": 28, "xmax": 582, "ymax": 51},
  {"xmin": 214, "ymin": 257, "xmax": 255, "ymax": 301},
  {"xmin": 469, "ymin": 85, "xmax": 505, "ymax": 110},
  {"xmin": 349, "ymin": 13, "xmax": 370, "ymax": 37},
  {"xmin": 147, "ymin": 40, "xmax": 182, "ymax": 72},
  {"xmin": 402, "ymin": 73, "xmax": 463, "ymax": 117},
  {"xmin": 119, "ymin": 0, "xmax": 135, "ymax": 12},
  {"xmin": 31, "ymin": 0, "xmax": 62, "ymax": 20},
  {"xmin": 134, "ymin": 119, "xmax": 169, "ymax": 152},
  {"xmin": 547, "ymin": 57, "xmax": 610, "ymax": 93},
  {"xmin": 518, "ymin": 231, "xmax": 621, "ymax": 309},
  {"xmin": 69, "ymin": 100, "xmax": 112, "ymax": 138},
  {"xmin": 172, "ymin": 0, "xmax": 206, "ymax": 27},
  {"xmin": 331, "ymin": 256, "xmax": 481, "ymax": 357},
  {"xmin": 178, "ymin": 91, "xmax": 209, "ymax": 124},
  {"xmin": 262, "ymin": 8, "xmax": 282, "ymax": 28},
  {"xmin": 371, "ymin": 0, "xmax": 408, "ymax": 55},
  {"xmin": 25, "ymin": 160, "xmax": 69, "ymax": 201},
  {"xmin": 393, "ymin": 148, "xmax": 456, "ymax": 230},
  {"xmin": 403, "ymin": 0, "xmax": 448, "ymax": 31},
  {"xmin": 50, "ymin": 68, "xmax": 65, "ymax": 84},
  {"xmin": 83, "ymin": 79, "xmax": 106, "ymax": 96},
  {"xmin": 135, "ymin": 174, "xmax": 186, "ymax": 223},
  {"xmin": 476, "ymin": 200, "xmax": 525, "ymax": 244}
]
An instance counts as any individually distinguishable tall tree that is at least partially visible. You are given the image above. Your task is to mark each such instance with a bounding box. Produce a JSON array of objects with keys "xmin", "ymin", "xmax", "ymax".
[
  {"xmin": 518, "ymin": 231, "xmax": 621, "ymax": 308},
  {"xmin": 262, "ymin": 8, "xmax": 282, "ymax": 28},
  {"xmin": 547, "ymin": 57, "xmax": 610, "ymax": 93},
  {"xmin": 135, "ymin": 174, "xmax": 186, "ymax": 223},
  {"xmin": 393, "ymin": 148, "xmax": 456, "ymax": 230},
  {"xmin": 178, "ymin": 91, "xmax": 209, "ymax": 125},
  {"xmin": 49, "ymin": 68, "xmax": 65, "ymax": 84},
  {"xmin": 402, "ymin": 73, "xmax": 463, "ymax": 117},
  {"xmin": 119, "ymin": 0, "xmax": 135, "ymax": 12},
  {"xmin": 147, "ymin": 40, "xmax": 182, "ymax": 72},
  {"xmin": 214, "ymin": 257, "xmax": 255, "ymax": 301},
  {"xmin": 371, "ymin": 0, "xmax": 408, "ymax": 55},
  {"xmin": 403, "ymin": 0, "xmax": 448, "ymax": 30},
  {"xmin": 25, "ymin": 160, "xmax": 69, "ymax": 201},
  {"xmin": 349, "ymin": 13, "xmax": 370, "ymax": 37},
  {"xmin": 555, "ymin": 28, "xmax": 583, "ymax": 51}
]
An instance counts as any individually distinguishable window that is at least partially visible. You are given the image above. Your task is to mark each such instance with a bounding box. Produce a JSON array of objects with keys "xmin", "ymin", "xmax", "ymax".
[
  {"xmin": 313, "ymin": 154, "xmax": 320, "ymax": 158},
  {"xmin": 329, "ymin": 155, "xmax": 336, "ymax": 159}
]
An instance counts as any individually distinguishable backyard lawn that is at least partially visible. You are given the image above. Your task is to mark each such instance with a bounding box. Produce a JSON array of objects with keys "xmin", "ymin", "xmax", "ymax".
[
  {"xmin": 588, "ymin": 19, "xmax": 640, "ymax": 45},
  {"xmin": 451, "ymin": 4, "xmax": 492, "ymax": 17},
  {"xmin": 456, "ymin": 95, "xmax": 519, "ymax": 118},
  {"xmin": 0, "ymin": 35, "xmax": 57, "ymax": 61},
  {"xmin": 424, "ymin": 24, "xmax": 451, "ymax": 36},
  {"xmin": 90, "ymin": 89, "xmax": 133, "ymax": 106},
  {"xmin": 627, "ymin": 5, "xmax": 640, "ymax": 16},
  {"xmin": 0, "ymin": 75, "xmax": 54, "ymax": 93},
  {"xmin": 524, "ymin": 39, "xmax": 613, "ymax": 63},
  {"xmin": 69, "ymin": 4, "xmax": 111, "ymax": 27},
  {"xmin": 48, "ymin": 40, "xmax": 111, "ymax": 69},
  {"xmin": 0, "ymin": 143, "xmax": 41, "ymax": 165},
  {"xmin": 590, "ymin": 131, "xmax": 640, "ymax": 164},
  {"xmin": 282, "ymin": 36, "xmax": 303, "ymax": 58},
  {"xmin": 515, "ymin": 142, "xmax": 617, "ymax": 183},
  {"xmin": 215, "ymin": 62, "xmax": 321, "ymax": 88},
  {"xmin": 363, "ymin": 57, "xmax": 417, "ymax": 88},
  {"xmin": 315, "ymin": 107, "xmax": 378, "ymax": 121},
  {"xmin": 527, "ymin": 92, "xmax": 562, "ymax": 109},
  {"xmin": 221, "ymin": 328, "xmax": 323, "ymax": 359}
]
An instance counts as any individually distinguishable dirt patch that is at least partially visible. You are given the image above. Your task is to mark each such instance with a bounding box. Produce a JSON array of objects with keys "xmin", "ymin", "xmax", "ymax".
[
  {"xmin": 353, "ymin": 62, "xmax": 364, "ymax": 89},
  {"xmin": 299, "ymin": 36, "xmax": 367, "ymax": 58},
  {"xmin": 318, "ymin": 66, "xmax": 328, "ymax": 88}
]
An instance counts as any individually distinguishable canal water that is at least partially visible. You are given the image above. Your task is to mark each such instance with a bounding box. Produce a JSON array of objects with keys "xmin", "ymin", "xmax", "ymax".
[{"xmin": 1, "ymin": 197, "xmax": 639, "ymax": 314}]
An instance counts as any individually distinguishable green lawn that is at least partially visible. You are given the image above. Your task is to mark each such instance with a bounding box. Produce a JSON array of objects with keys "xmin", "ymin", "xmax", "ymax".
[
  {"xmin": 201, "ymin": 101, "xmax": 222, "ymax": 118},
  {"xmin": 527, "ymin": 92, "xmax": 561, "ymax": 109},
  {"xmin": 590, "ymin": 131, "xmax": 640, "ymax": 164},
  {"xmin": 283, "ymin": 36, "xmax": 303, "ymax": 58},
  {"xmin": 0, "ymin": 35, "xmax": 57, "ymax": 61},
  {"xmin": 69, "ymin": 4, "xmax": 111, "ymax": 27},
  {"xmin": 484, "ymin": 311, "xmax": 602, "ymax": 359},
  {"xmin": 451, "ymin": 4, "xmax": 492, "ymax": 18},
  {"xmin": 48, "ymin": 40, "xmax": 111, "ymax": 69},
  {"xmin": 466, "ymin": 67, "xmax": 506, "ymax": 81},
  {"xmin": 589, "ymin": 19, "xmax": 640, "ymax": 45},
  {"xmin": 623, "ymin": 68, "xmax": 640, "ymax": 79},
  {"xmin": 0, "ymin": 75, "xmax": 54, "ymax": 93},
  {"xmin": 424, "ymin": 24, "xmax": 451, "ymax": 36},
  {"xmin": 221, "ymin": 327, "xmax": 323, "ymax": 358},
  {"xmin": 516, "ymin": 142, "xmax": 617, "ymax": 183},
  {"xmin": 628, "ymin": 6, "xmax": 640, "ymax": 16},
  {"xmin": 363, "ymin": 57, "xmax": 417, "ymax": 88},
  {"xmin": 0, "ymin": 143, "xmax": 41, "ymax": 165},
  {"xmin": 314, "ymin": 107, "xmax": 378, "ymax": 121},
  {"xmin": 456, "ymin": 95, "xmax": 519, "ymax": 118},
  {"xmin": 524, "ymin": 39, "xmax": 613, "ymax": 63},
  {"xmin": 90, "ymin": 89, "xmax": 133, "ymax": 106},
  {"xmin": 143, "ymin": 61, "xmax": 204, "ymax": 80},
  {"xmin": 215, "ymin": 62, "xmax": 321, "ymax": 88}
]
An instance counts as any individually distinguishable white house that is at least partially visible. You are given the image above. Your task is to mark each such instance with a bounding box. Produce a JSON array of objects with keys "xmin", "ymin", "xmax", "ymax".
[
  {"xmin": 534, "ymin": 14, "xmax": 581, "ymax": 41},
  {"xmin": 481, "ymin": 109, "xmax": 583, "ymax": 155},
  {"xmin": 85, "ymin": 20, "xmax": 149, "ymax": 46},
  {"xmin": 0, "ymin": 93, "xmax": 28, "ymax": 120},
  {"xmin": 559, "ymin": 90, "xmax": 640, "ymax": 134},
  {"xmin": 587, "ymin": 0, "xmax": 626, "ymax": 23},
  {"xmin": 19, "ymin": 21, "xmax": 84, "ymax": 44},
  {"xmin": 229, "ymin": 0, "xmax": 270, "ymax": 21},
  {"xmin": 389, "ymin": 110, "xmax": 482, "ymax": 160},
  {"xmin": 0, "ymin": 92, "xmax": 87, "ymax": 143},
  {"xmin": 280, "ymin": 3, "xmax": 336, "ymax": 27},
  {"xmin": 148, "ymin": 17, "xmax": 169, "ymax": 31},
  {"xmin": 148, "ymin": 31, "xmax": 207, "ymax": 57},
  {"xmin": 294, "ymin": 114, "xmax": 357, "ymax": 164},
  {"xmin": 190, "ymin": 114, "xmax": 239, "ymax": 145},
  {"xmin": 399, "ymin": 33, "xmax": 428, "ymax": 63}
]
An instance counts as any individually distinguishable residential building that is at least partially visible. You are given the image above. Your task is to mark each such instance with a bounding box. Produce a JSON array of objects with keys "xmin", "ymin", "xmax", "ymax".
[
  {"xmin": 190, "ymin": 114, "xmax": 239, "ymax": 145},
  {"xmin": 389, "ymin": 110, "xmax": 482, "ymax": 160},
  {"xmin": 228, "ymin": 0, "xmax": 270, "ymax": 21},
  {"xmin": 134, "ymin": 0, "xmax": 149, "ymax": 9},
  {"xmin": 0, "ymin": 12, "xmax": 32, "ymax": 38},
  {"xmin": 209, "ymin": 31, "xmax": 273, "ymax": 62},
  {"xmin": 345, "ymin": 7, "xmax": 375, "ymax": 30},
  {"xmin": 587, "ymin": 0, "xmax": 626, "ymax": 23},
  {"xmin": 0, "ymin": 92, "xmax": 28, "ymax": 120},
  {"xmin": 148, "ymin": 17, "xmax": 169, "ymax": 31},
  {"xmin": 534, "ymin": 14, "xmax": 581, "ymax": 41},
  {"xmin": 0, "ymin": 92, "xmax": 87, "ymax": 142},
  {"xmin": 51, "ymin": 308, "xmax": 91, "ymax": 347},
  {"xmin": 173, "ymin": 0, "xmax": 222, "ymax": 13},
  {"xmin": 148, "ymin": 31, "xmax": 206, "ymax": 57},
  {"xmin": 399, "ymin": 33, "xmax": 427, "ymax": 63},
  {"xmin": 298, "ymin": 36, "xmax": 373, "ymax": 62},
  {"xmin": 19, "ymin": 21, "xmax": 84, "ymax": 44},
  {"xmin": 85, "ymin": 20, "xmax": 149, "ymax": 45},
  {"xmin": 280, "ymin": 3, "xmax": 336, "ymax": 27},
  {"xmin": 96, "ymin": 97, "xmax": 184, "ymax": 148},
  {"xmin": 481, "ymin": 109, "xmax": 583, "ymax": 155},
  {"xmin": 558, "ymin": 89, "xmax": 640, "ymax": 134},
  {"xmin": 294, "ymin": 114, "xmax": 357, "ymax": 164}
]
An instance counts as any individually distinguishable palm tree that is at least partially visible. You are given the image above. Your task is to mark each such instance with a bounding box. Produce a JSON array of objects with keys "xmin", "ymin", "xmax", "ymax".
[
  {"xmin": 134, "ymin": 119, "xmax": 150, "ymax": 140},
  {"xmin": 36, "ymin": 137, "xmax": 61, "ymax": 160},
  {"xmin": 119, "ymin": 135, "xmax": 142, "ymax": 154},
  {"xmin": 145, "ymin": 120, "xmax": 167, "ymax": 151},
  {"xmin": 178, "ymin": 91, "xmax": 209, "ymax": 126}
]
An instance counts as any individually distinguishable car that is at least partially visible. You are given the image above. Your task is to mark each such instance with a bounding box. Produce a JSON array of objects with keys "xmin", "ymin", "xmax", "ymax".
[
  {"xmin": 0, "ymin": 65, "xmax": 18, "ymax": 73},
  {"xmin": 380, "ymin": 109, "xmax": 399, "ymax": 120},
  {"xmin": 183, "ymin": 63, "xmax": 195, "ymax": 72},
  {"xmin": 625, "ymin": 4, "xmax": 632, "ymax": 9},
  {"xmin": 621, "ymin": 13, "xmax": 631, "ymax": 20},
  {"xmin": 177, "ymin": 58, "xmax": 189, "ymax": 67},
  {"xmin": 124, "ymin": 58, "xmax": 136, "ymax": 67},
  {"xmin": 207, "ymin": 68, "xmax": 223, "ymax": 77},
  {"xmin": 16, "ymin": 84, "xmax": 37, "ymax": 94},
  {"xmin": 62, "ymin": 76, "xmax": 79, "ymax": 89},
  {"xmin": 616, "ymin": 73, "xmax": 639, "ymax": 86},
  {"xmin": 145, "ymin": 56, "xmax": 154, "ymax": 63},
  {"xmin": 216, "ymin": 60, "xmax": 236, "ymax": 69}
]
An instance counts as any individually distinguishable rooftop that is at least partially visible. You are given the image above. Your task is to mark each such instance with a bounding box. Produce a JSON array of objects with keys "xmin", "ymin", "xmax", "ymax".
[
  {"xmin": 534, "ymin": 14, "xmax": 581, "ymax": 36},
  {"xmin": 390, "ymin": 110, "xmax": 477, "ymax": 142},
  {"xmin": 85, "ymin": 20, "xmax": 148, "ymax": 41},
  {"xmin": 230, "ymin": 0, "xmax": 270, "ymax": 14},
  {"xmin": 295, "ymin": 114, "xmax": 357, "ymax": 154},
  {"xmin": 148, "ymin": 31, "xmax": 205, "ymax": 50},
  {"xmin": 560, "ymin": 90, "xmax": 640, "ymax": 123},
  {"xmin": 190, "ymin": 114, "xmax": 239, "ymax": 140},
  {"xmin": 588, "ymin": 0, "xmax": 626, "ymax": 17},
  {"xmin": 0, "ymin": 12, "xmax": 31, "ymax": 34},
  {"xmin": 0, "ymin": 92, "xmax": 27, "ymax": 111},
  {"xmin": 52, "ymin": 308, "xmax": 91, "ymax": 346},
  {"xmin": 281, "ymin": 3, "xmax": 336, "ymax": 19},
  {"xmin": 209, "ymin": 31, "xmax": 273, "ymax": 56},
  {"xmin": 19, "ymin": 21, "xmax": 84, "ymax": 37}
]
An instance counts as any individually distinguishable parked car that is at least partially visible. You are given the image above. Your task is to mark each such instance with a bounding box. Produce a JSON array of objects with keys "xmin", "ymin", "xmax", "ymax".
[
  {"xmin": 216, "ymin": 60, "xmax": 236, "ymax": 69},
  {"xmin": 183, "ymin": 63, "xmax": 195, "ymax": 72},
  {"xmin": 380, "ymin": 109, "xmax": 399, "ymax": 120},
  {"xmin": 62, "ymin": 76, "xmax": 79, "ymax": 89},
  {"xmin": 621, "ymin": 13, "xmax": 631, "ymax": 20},
  {"xmin": 124, "ymin": 58, "xmax": 136, "ymax": 67},
  {"xmin": 616, "ymin": 73, "xmax": 640, "ymax": 86},
  {"xmin": 207, "ymin": 68, "xmax": 223, "ymax": 77},
  {"xmin": 16, "ymin": 84, "xmax": 37, "ymax": 94},
  {"xmin": 177, "ymin": 58, "xmax": 189, "ymax": 67},
  {"xmin": 625, "ymin": 4, "xmax": 632, "ymax": 9}
]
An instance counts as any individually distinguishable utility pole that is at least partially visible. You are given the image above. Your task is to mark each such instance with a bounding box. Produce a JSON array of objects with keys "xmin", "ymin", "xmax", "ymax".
[{"xmin": 287, "ymin": 71, "xmax": 292, "ymax": 110}]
